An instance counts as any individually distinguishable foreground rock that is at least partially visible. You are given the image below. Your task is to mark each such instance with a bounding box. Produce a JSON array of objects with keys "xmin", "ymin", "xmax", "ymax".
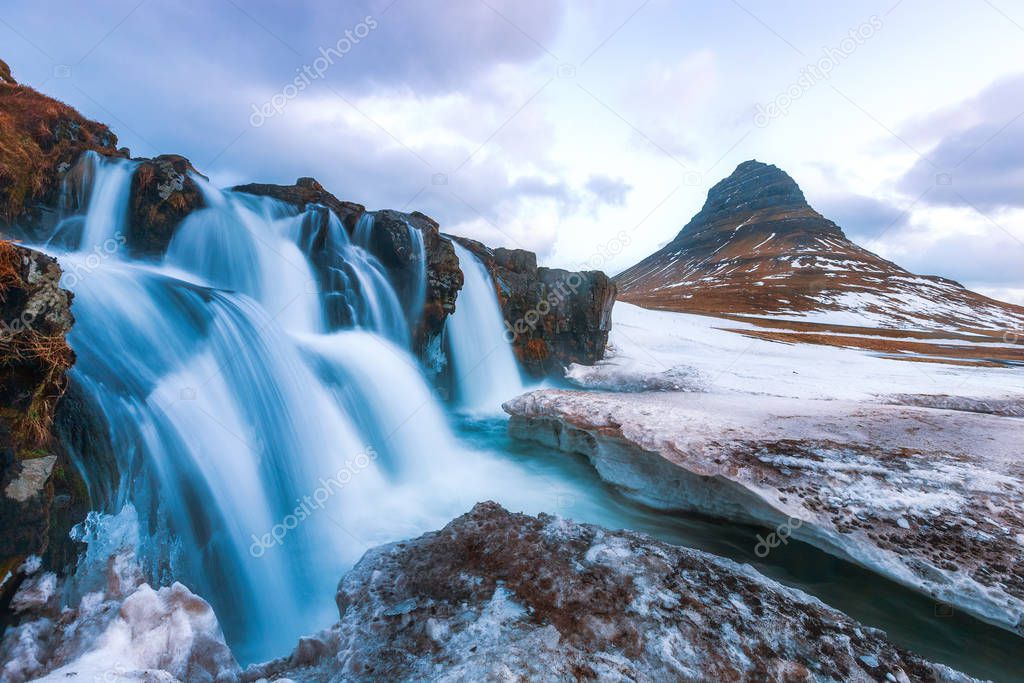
[
  {"xmin": 504, "ymin": 389, "xmax": 1024, "ymax": 638},
  {"xmin": 0, "ymin": 243, "xmax": 86, "ymax": 592},
  {"xmin": 247, "ymin": 502, "xmax": 972, "ymax": 682},
  {"xmin": 453, "ymin": 236, "xmax": 616, "ymax": 377}
]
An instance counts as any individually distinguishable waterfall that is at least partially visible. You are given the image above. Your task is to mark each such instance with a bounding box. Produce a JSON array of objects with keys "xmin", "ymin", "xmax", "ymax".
[
  {"xmin": 447, "ymin": 242, "xmax": 525, "ymax": 411},
  {"xmin": 352, "ymin": 212, "xmax": 428, "ymax": 334},
  {"xmin": 165, "ymin": 189, "xmax": 323, "ymax": 334},
  {"xmin": 40, "ymin": 157, "xmax": 443, "ymax": 662},
  {"xmin": 49, "ymin": 150, "xmax": 137, "ymax": 253},
  {"xmin": 297, "ymin": 206, "xmax": 410, "ymax": 344},
  {"xmin": 34, "ymin": 154, "xmax": 535, "ymax": 664}
]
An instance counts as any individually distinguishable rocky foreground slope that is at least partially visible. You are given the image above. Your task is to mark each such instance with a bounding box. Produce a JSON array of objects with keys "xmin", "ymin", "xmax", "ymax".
[
  {"xmin": 2, "ymin": 504, "xmax": 979, "ymax": 682},
  {"xmin": 615, "ymin": 160, "xmax": 1024, "ymax": 333},
  {"xmin": 247, "ymin": 503, "xmax": 981, "ymax": 682},
  {"xmin": 0, "ymin": 243, "xmax": 87, "ymax": 594}
]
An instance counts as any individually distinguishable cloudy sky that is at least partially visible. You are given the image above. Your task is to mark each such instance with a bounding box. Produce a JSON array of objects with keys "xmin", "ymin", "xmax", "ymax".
[{"xmin": 3, "ymin": 0, "xmax": 1023, "ymax": 301}]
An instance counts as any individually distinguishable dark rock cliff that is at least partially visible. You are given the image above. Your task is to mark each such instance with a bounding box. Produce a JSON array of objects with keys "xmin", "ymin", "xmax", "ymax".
[
  {"xmin": 452, "ymin": 236, "xmax": 615, "ymax": 378},
  {"xmin": 0, "ymin": 243, "xmax": 86, "ymax": 596}
]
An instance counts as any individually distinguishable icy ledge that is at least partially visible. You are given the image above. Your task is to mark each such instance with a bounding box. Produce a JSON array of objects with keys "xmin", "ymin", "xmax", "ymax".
[
  {"xmin": 248, "ymin": 502, "xmax": 973, "ymax": 682},
  {"xmin": 0, "ymin": 552, "xmax": 239, "ymax": 682},
  {"xmin": 503, "ymin": 389, "xmax": 1024, "ymax": 638}
]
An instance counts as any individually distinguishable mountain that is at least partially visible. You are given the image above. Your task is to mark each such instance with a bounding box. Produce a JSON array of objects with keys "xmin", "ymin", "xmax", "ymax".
[{"xmin": 615, "ymin": 161, "xmax": 1024, "ymax": 334}]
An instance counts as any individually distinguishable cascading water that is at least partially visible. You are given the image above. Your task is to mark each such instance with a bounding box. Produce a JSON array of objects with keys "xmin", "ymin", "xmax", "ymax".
[
  {"xmin": 447, "ymin": 242, "xmax": 525, "ymax": 411},
  {"xmin": 352, "ymin": 212, "xmax": 428, "ymax": 331},
  {"xmin": 39, "ymin": 155, "xmax": 543, "ymax": 663},
  {"xmin": 25, "ymin": 153, "xmax": 1020, "ymax": 681},
  {"xmin": 48, "ymin": 150, "xmax": 137, "ymax": 253}
]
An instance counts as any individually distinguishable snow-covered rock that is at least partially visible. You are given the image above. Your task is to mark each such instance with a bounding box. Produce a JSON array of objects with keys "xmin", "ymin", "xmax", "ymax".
[
  {"xmin": 246, "ymin": 502, "xmax": 975, "ymax": 682},
  {"xmin": 503, "ymin": 388, "xmax": 1024, "ymax": 638},
  {"xmin": 0, "ymin": 545, "xmax": 239, "ymax": 683}
]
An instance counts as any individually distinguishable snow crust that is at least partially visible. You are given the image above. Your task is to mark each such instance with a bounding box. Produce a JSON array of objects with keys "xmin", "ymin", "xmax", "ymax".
[{"xmin": 566, "ymin": 302, "xmax": 1022, "ymax": 402}]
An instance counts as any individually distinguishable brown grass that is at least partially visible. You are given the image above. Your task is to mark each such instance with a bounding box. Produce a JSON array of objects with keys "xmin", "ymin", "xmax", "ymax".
[
  {"xmin": 0, "ymin": 239, "xmax": 22, "ymax": 291},
  {"xmin": 0, "ymin": 242, "xmax": 73, "ymax": 447},
  {"xmin": 0, "ymin": 80, "xmax": 119, "ymax": 222}
]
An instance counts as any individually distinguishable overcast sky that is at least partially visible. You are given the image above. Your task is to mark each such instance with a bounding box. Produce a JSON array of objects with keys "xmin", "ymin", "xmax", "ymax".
[{"xmin": 3, "ymin": 0, "xmax": 1023, "ymax": 302}]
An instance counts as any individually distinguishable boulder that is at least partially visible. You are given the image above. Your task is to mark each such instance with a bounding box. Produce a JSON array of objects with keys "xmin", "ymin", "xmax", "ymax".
[
  {"xmin": 0, "ymin": 243, "xmax": 87, "ymax": 592},
  {"xmin": 451, "ymin": 236, "xmax": 615, "ymax": 377},
  {"xmin": 246, "ymin": 502, "xmax": 974, "ymax": 682},
  {"xmin": 125, "ymin": 154, "xmax": 206, "ymax": 258}
]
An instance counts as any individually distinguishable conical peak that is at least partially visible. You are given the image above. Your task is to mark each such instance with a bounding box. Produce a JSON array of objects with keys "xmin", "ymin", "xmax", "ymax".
[{"xmin": 701, "ymin": 160, "xmax": 808, "ymax": 217}]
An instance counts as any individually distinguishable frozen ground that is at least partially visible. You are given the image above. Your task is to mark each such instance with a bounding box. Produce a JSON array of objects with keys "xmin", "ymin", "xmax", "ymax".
[
  {"xmin": 566, "ymin": 302, "xmax": 1022, "ymax": 403},
  {"xmin": 0, "ymin": 508, "xmax": 238, "ymax": 683},
  {"xmin": 509, "ymin": 302, "xmax": 1024, "ymax": 636}
]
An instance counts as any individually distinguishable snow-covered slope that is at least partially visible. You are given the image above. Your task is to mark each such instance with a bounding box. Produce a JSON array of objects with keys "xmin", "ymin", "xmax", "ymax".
[
  {"xmin": 616, "ymin": 160, "xmax": 1024, "ymax": 333},
  {"xmin": 567, "ymin": 302, "xmax": 1023, "ymax": 403}
]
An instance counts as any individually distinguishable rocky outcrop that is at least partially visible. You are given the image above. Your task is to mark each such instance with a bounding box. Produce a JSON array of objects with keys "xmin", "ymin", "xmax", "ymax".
[
  {"xmin": 247, "ymin": 502, "xmax": 973, "ymax": 682},
  {"xmin": 616, "ymin": 160, "xmax": 1024, "ymax": 332},
  {"xmin": 0, "ymin": 65, "xmax": 121, "ymax": 234},
  {"xmin": 234, "ymin": 181, "xmax": 465, "ymax": 356},
  {"xmin": 0, "ymin": 243, "xmax": 86, "ymax": 593},
  {"xmin": 452, "ymin": 236, "xmax": 615, "ymax": 377},
  {"xmin": 504, "ymin": 389, "xmax": 1024, "ymax": 638},
  {"xmin": 0, "ymin": 58, "xmax": 14, "ymax": 85},
  {"xmin": 125, "ymin": 154, "xmax": 206, "ymax": 258},
  {"xmin": 233, "ymin": 176, "xmax": 364, "ymax": 229},
  {"xmin": 366, "ymin": 210, "xmax": 462, "ymax": 354}
]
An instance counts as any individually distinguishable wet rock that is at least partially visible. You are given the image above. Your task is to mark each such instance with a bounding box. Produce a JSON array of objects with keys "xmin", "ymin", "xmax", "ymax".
[
  {"xmin": 0, "ymin": 243, "xmax": 86, "ymax": 592},
  {"xmin": 233, "ymin": 176, "xmax": 364, "ymax": 229},
  {"xmin": 247, "ymin": 502, "xmax": 974, "ymax": 682},
  {"xmin": 451, "ymin": 236, "xmax": 615, "ymax": 378},
  {"xmin": 364, "ymin": 209, "xmax": 462, "ymax": 356},
  {"xmin": 125, "ymin": 154, "xmax": 206, "ymax": 257}
]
